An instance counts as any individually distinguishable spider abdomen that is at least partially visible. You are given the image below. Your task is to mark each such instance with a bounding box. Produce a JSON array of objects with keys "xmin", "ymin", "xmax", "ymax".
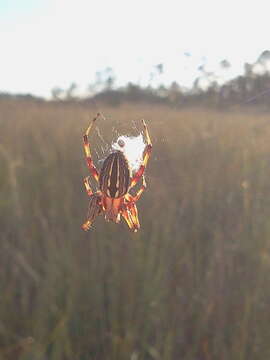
[{"xmin": 99, "ymin": 151, "xmax": 130, "ymax": 198}]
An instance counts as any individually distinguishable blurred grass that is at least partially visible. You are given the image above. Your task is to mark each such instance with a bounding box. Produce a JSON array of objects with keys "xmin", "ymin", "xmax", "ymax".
[{"xmin": 1, "ymin": 99, "xmax": 270, "ymax": 359}]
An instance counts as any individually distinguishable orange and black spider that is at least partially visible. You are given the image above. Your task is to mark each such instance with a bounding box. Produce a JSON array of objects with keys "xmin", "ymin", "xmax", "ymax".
[{"xmin": 82, "ymin": 113, "xmax": 152, "ymax": 232}]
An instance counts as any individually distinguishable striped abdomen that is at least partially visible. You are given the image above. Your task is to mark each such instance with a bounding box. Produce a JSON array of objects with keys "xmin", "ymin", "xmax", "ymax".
[{"xmin": 99, "ymin": 151, "xmax": 130, "ymax": 198}]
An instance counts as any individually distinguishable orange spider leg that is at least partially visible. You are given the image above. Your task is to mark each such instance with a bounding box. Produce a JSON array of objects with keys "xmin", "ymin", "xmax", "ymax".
[
  {"xmin": 83, "ymin": 113, "xmax": 103, "ymax": 182},
  {"xmin": 121, "ymin": 202, "xmax": 140, "ymax": 233},
  {"xmin": 83, "ymin": 176, "xmax": 94, "ymax": 196},
  {"xmin": 122, "ymin": 176, "xmax": 147, "ymax": 232},
  {"xmin": 130, "ymin": 119, "xmax": 152, "ymax": 188},
  {"xmin": 127, "ymin": 175, "xmax": 147, "ymax": 202},
  {"xmin": 82, "ymin": 192, "xmax": 102, "ymax": 231}
]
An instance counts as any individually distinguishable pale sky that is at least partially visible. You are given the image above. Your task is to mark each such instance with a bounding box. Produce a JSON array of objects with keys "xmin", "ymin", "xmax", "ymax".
[{"xmin": 0, "ymin": 0, "xmax": 269, "ymax": 98}]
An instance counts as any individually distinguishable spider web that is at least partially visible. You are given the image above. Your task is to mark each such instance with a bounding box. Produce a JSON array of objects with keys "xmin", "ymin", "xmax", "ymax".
[{"xmin": 92, "ymin": 115, "xmax": 145, "ymax": 174}]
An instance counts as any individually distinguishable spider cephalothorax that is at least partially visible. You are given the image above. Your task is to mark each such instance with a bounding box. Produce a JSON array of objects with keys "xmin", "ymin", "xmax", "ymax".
[{"xmin": 82, "ymin": 113, "xmax": 152, "ymax": 232}]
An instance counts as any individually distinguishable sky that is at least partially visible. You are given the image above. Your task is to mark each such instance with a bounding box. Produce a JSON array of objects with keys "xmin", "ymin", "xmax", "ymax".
[{"xmin": 0, "ymin": 0, "xmax": 269, "ymax": 98}]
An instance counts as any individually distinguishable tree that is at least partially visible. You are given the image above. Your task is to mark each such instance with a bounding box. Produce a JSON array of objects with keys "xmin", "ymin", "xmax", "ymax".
[
  {"xmin": 51, "ymin": 87, "xmax": 64, "ymax": 100},
  {"xmin": 220, "ymin": 59, "xmax": 231, "ymax": 69},
  {"xmin": 88, "ymin": 67, "xmax": 116, "ymax": 95},
  {"xmin": 65, "ymin": 82, "xmax": 77, "ymax": 100}
]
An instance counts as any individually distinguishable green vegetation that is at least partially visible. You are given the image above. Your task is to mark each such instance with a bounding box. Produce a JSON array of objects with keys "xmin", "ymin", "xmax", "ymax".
[{"xmin": 1, "ymin": 99, "xmax": 270, "ymax": 359}]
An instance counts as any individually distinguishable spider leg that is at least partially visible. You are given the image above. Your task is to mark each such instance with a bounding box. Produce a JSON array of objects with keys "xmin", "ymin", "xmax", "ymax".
[
  {"xmin": 121, "ymin": 202, "xmax": 140, "ymax": 232},
  {"xmin": 121, "ymin": 176, "xmax": 146, "ymax": 232},
  {"xmin": 125, "ymin": 175, "xmax": 147, "ymax": 203},
  {"xmin": 82, "ymin": 192, "xmax": 102, "ymax": 231},
  {"xmin": 83, "ymin": 113, "xmax": 103, "ymax": 183},
  {"xmin": 83, "ymin": 176, "xmax": 94, "ymax": 196},
  {"xmin": 130, "ymin": 119, "xmax": 152, "ymax": 188}
]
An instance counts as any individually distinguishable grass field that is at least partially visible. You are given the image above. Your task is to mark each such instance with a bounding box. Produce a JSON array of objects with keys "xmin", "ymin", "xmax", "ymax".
[{"xmin": 0, "ymin": 99, "xmax": 270, "ymax": 359}]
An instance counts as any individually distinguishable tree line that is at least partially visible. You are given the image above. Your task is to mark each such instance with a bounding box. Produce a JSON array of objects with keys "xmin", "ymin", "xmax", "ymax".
[{"xmin": 2, "ymin": 50, "xmax": 270, "ymax": 109}]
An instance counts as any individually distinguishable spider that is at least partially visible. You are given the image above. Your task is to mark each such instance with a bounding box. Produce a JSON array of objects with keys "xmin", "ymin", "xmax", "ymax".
[{"xmin": 82, "ymin": 113, "xmax": 152, "ymax": 232}]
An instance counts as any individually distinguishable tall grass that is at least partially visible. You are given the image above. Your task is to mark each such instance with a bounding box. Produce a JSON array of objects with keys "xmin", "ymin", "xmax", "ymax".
[{"xmin": 0, "ymin": 99, "xmax": 270, "ymax": 359}]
